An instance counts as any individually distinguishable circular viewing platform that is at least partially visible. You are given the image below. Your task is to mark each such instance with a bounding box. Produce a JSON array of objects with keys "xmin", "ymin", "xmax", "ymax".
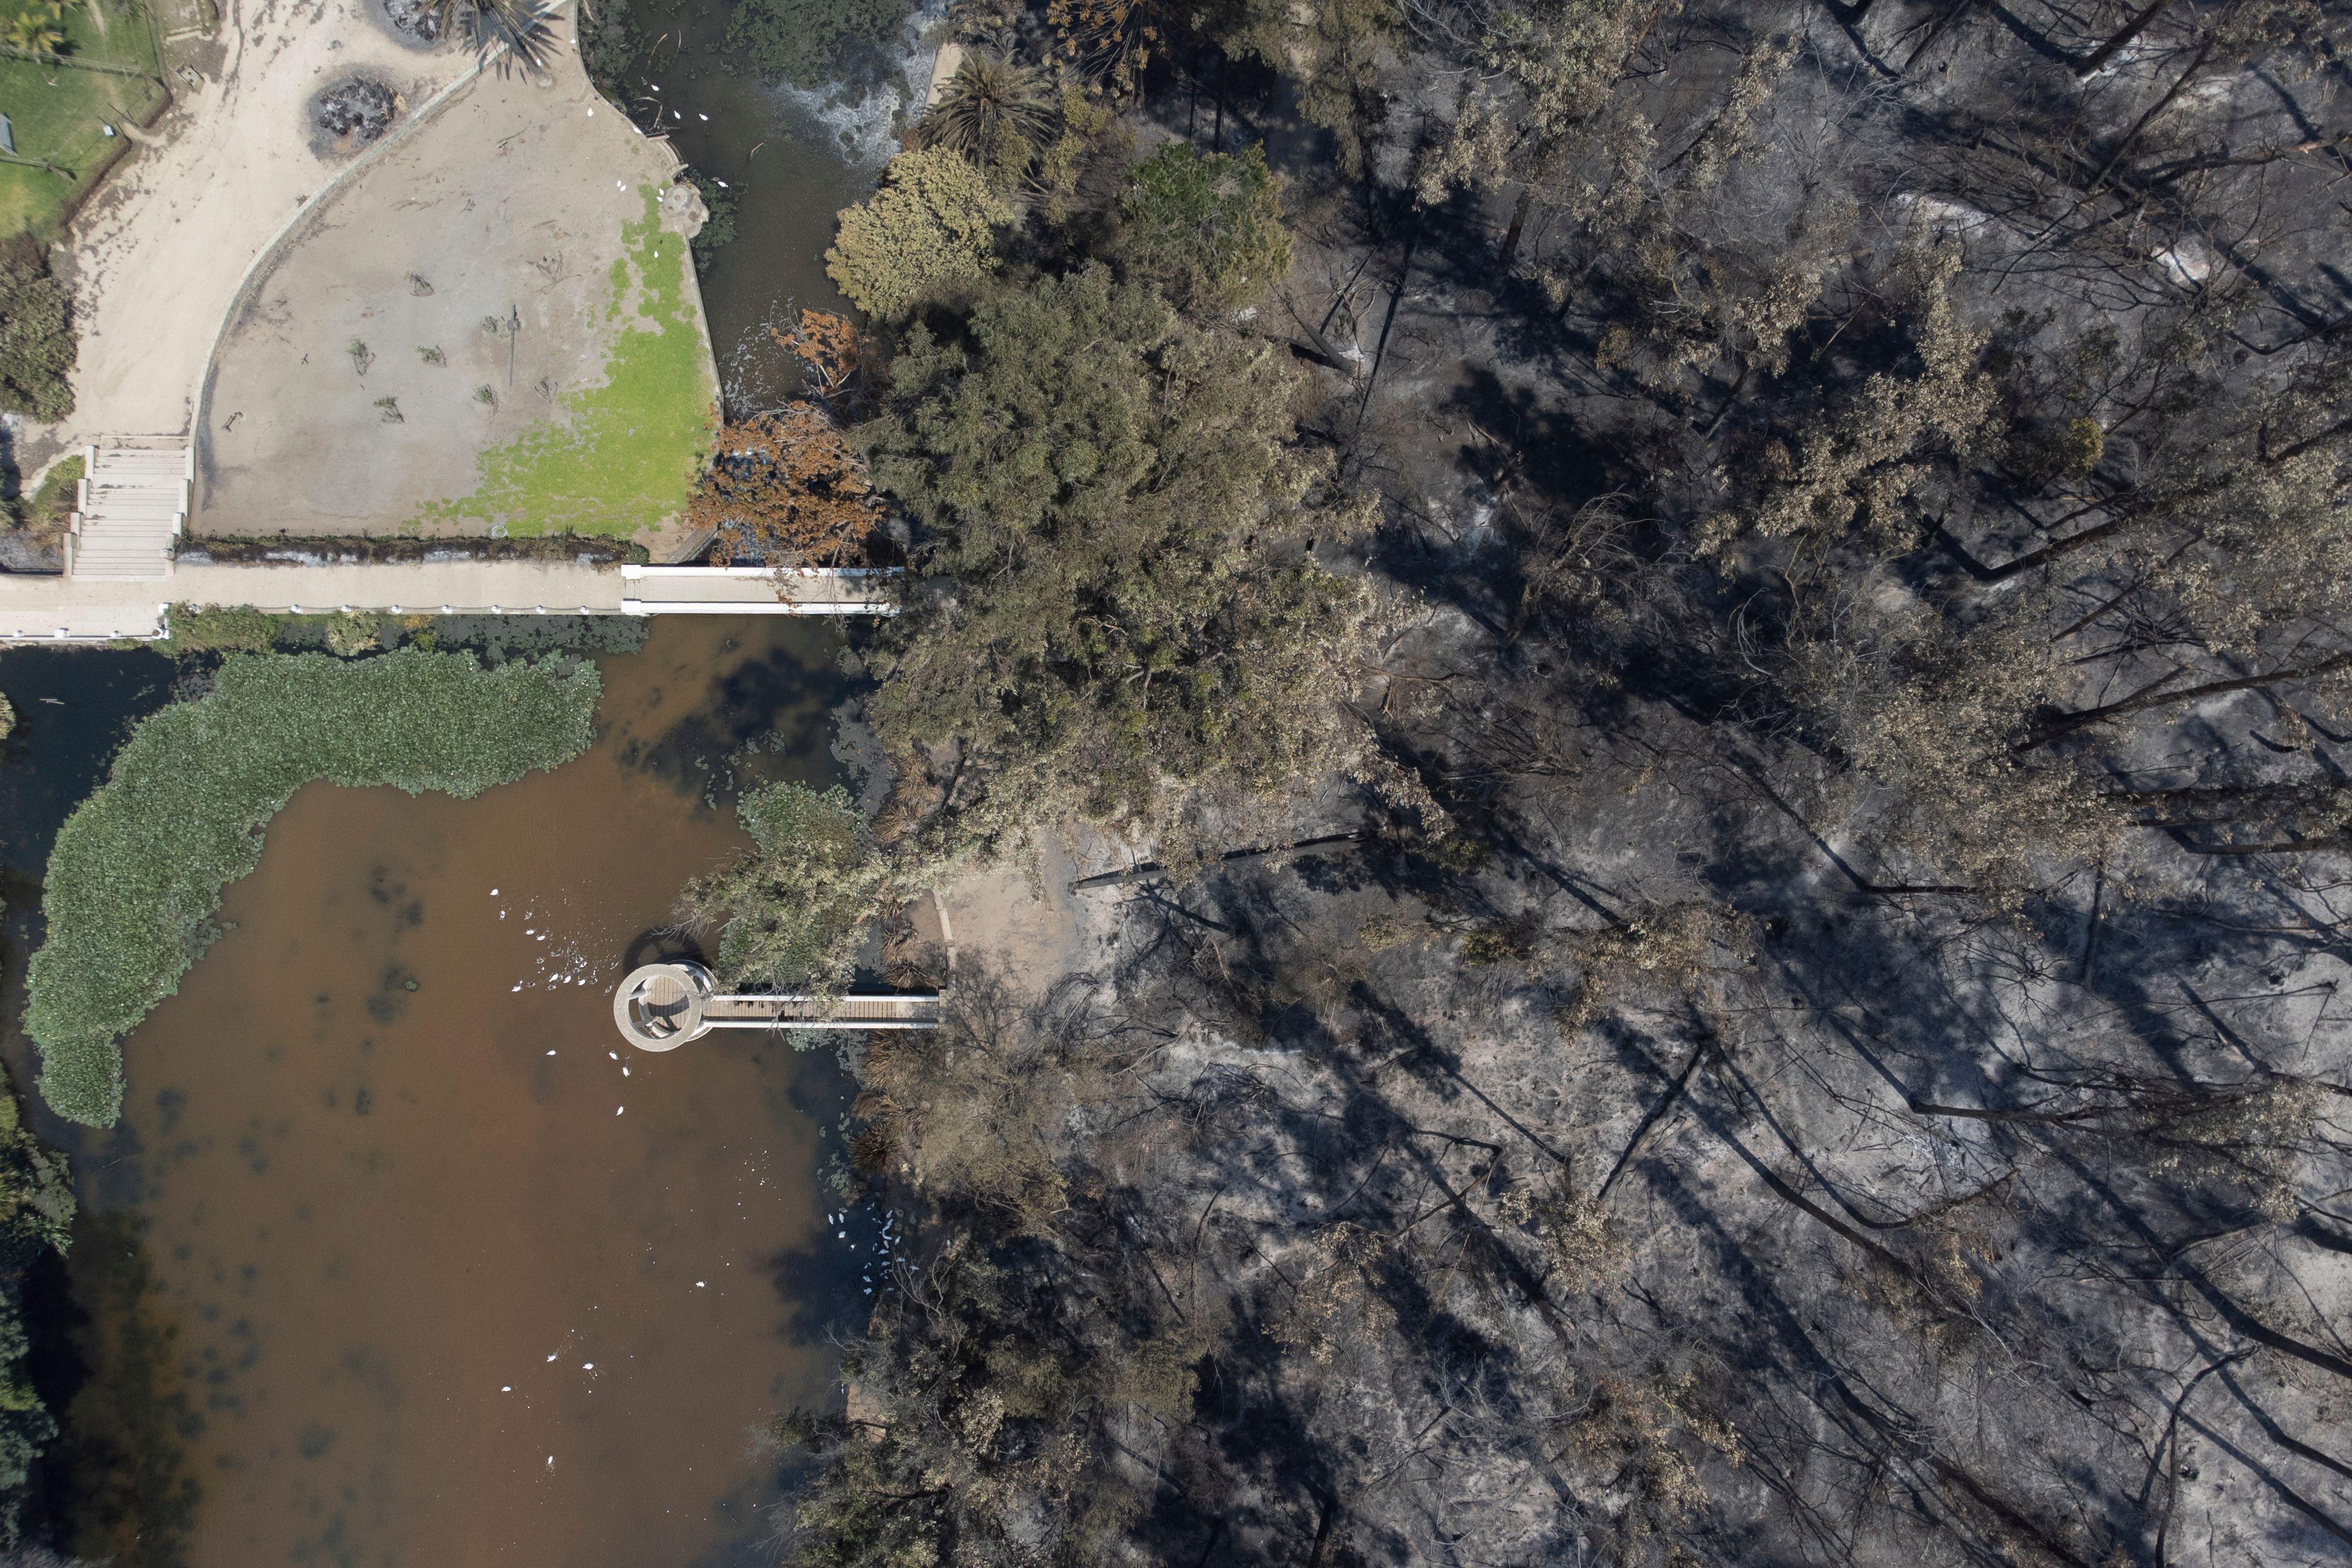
[
  {"xmin": 613, "ymin": 962, "xmax": 717, "ymax": 1050},
  {"xmin": 612, "ymin": 964, "xmax": 948, "ymax": 1049}
]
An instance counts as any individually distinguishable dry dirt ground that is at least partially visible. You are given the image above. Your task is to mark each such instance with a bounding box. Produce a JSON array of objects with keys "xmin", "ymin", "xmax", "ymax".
[
  {"xmin": 196, "ymin": 46, "xmax": 717, "ymax": 545},
  {"xmin": 33, "ymin": 0, "xmax": 720, "ymax": 553},
  {"xmin": 41, "ymin": 0, "xmax": 476, "ymax": 453},
  {"xmin": 929, "ymin": 835, "xmax": 1101, "ymax": 1000}
]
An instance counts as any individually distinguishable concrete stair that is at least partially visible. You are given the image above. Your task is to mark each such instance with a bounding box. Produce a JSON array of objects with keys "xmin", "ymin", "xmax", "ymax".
[{"xmin": 66, "ymin": 444, "xmax": 191, "ymax": 582}]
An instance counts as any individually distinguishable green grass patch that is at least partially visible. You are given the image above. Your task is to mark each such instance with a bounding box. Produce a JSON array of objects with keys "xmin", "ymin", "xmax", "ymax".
[
  {"xmin": 157, "ymin": 603, "xmax": 278, "ymax": 654},
  {"xmin": 0, "ymin": 2, "xmax": 166, "ymax": 239},
  {"xmin": 158, "ymin": 605, "xmax": 654, "ymax": 661},
  {"xmin": 23, "ymin": 650, "xmax": 600, "ymax": 1127},
  {"xmin": 24, "ymin": 451, "xmax": 81, "ymax": 525},
  {"xmin": 11, "ymin": 449, "xmax": 79, "ymax": 534},
  {"xmin": 410, "ymin": 186, "xmax": 718, "ymax": 540}
]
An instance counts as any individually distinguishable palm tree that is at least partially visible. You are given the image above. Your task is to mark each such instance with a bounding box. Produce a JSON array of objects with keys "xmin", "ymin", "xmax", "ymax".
[
  {"xmin": 918, "ymin": 51, "xmax": 1057, "ymax": 169},
  {"xmin": 427, "ymin": 0, "xmax": 555, "ymax": 72},
  {"xmin": 5, "ymin": 3, "xmax": 67, "ymax": 57}
]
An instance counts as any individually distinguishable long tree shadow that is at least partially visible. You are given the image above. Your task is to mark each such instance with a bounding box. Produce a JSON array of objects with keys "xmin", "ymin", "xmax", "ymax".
[
  {"xmin": 23, "ymin": 1211, "xmax": 200, "ymax": 1568},
  {"xmin": 617, "ymin": 632, "xmax": 857, "ymax": 803}
]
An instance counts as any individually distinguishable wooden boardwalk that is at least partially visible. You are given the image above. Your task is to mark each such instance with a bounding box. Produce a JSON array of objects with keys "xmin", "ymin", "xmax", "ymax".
[{"xmin": 614, "ymin": 963, "xmax": 941, "ymax": 1050}]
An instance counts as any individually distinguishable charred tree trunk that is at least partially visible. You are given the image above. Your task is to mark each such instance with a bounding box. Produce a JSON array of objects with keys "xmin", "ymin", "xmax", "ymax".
[
  {"xmin": 1495, "ymin": 185, "xmax": 1532, "ymax": 277},
  {"xmin": 2018, "ymin": 653, "xmax": 2352, "ymax": 751},
  {"xmin": 2075, "ymin": 0, "xmax": 2176, "ymax": 78}
]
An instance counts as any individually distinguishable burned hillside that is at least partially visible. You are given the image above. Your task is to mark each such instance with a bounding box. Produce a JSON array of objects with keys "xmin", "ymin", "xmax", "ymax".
[{"xmin": 738, "ymin": 2, "xmax": 2352, "ymax": 1564}]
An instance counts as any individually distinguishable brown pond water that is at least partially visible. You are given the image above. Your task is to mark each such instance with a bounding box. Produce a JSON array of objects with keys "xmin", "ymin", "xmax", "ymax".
[{"xmin": 7, "ymin": 618, "xmax": 875, "ymax": 1567}]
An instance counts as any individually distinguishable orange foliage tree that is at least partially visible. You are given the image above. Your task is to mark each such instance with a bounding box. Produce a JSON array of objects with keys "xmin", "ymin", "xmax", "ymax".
[
  {"xmin": 689, "ymin": 403, "xmax": 881, "ymax": 565},
  {"xmin": 779, "ymin": 309, "xmax": 877, "ymax": 415}
]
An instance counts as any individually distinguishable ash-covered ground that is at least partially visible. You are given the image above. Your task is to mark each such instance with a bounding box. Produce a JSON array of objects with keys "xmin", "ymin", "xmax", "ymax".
[{"xmin": 797, "ymin": 2, "xmax": 2352, "ymax": 1564}]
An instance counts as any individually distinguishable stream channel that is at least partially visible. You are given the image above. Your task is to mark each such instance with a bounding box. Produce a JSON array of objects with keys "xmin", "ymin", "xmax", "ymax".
[
  {"xmin": 0, "ymin": 617, "xmax": 886, "ymax": 1566},
  {"xmin": 612, "ymin": 0, "xmax": 943, "ymax": 412}
]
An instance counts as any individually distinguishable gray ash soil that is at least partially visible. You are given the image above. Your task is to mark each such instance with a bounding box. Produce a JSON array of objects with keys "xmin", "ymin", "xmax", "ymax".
[
  {"xmin": 308, "ymin": 78, "xmax": 402, "ymax": 149},
  {"xmin": 379, "ymin": 0, "xmax": 440, "ymax": 44}
]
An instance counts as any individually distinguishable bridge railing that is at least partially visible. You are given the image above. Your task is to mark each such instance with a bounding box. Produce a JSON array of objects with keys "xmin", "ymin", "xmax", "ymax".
[{"xmin": 703, "ymin": 990, "xmax": 944, "ymax": 1029}]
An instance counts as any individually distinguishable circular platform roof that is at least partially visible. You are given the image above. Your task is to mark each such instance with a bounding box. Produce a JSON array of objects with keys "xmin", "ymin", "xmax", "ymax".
[{"xmin": 613, "ymin": 962, "xmax": 714, "ymax": 1051}]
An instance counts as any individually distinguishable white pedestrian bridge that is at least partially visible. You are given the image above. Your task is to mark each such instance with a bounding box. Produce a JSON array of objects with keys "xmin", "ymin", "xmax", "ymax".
[{"xmin": 0, "ymin": 558, "xmax": 897, "ymax": 642}]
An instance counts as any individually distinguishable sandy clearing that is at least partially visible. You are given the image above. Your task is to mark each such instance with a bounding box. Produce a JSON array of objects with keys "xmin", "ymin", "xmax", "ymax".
[
  {"xmin": 196, "ymin": 47, "xmax": 715, "ymax": 540},
  {"xmin": 46, "ymin": 0, "xmax": 477, "ymax": 449},
  {"xmin": 933, "ymin": 835, "xmax": 1103, "ymax": 1002}
]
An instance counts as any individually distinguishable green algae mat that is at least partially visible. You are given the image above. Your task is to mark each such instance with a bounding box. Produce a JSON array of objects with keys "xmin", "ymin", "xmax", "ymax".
[{"xmin": 409, "ymin": 187, "xmax": 718, "ymax": 540}]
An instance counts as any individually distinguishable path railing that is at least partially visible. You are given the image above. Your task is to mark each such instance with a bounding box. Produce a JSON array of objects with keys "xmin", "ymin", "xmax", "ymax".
[{"xmin": 0, "ymin": 563, "xmax": 901, "ymax": 642}]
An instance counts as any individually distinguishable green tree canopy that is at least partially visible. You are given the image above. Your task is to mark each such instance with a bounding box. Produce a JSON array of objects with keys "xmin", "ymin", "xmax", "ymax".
[
  {"xmin": 1116, "ymin": 142, "xmax": 1292, "ymax": 314},
  {"xmin": 826, "ymin": 151, "xmax": 1015, "ymax": 321},
  {"xmin": 863, "ymin": 266, "xmax": 1379, "ymax": 857},
  {"xmin": 0, "ymin": 238, "xmax": 73, "ymax": 422},
  {"xmin": 917, "ymin": 49, "xmax": 1059, "ymax": 184},
  {"xmin": 680, "ymin": 782, "xmax": 887, "ymax": 994}
]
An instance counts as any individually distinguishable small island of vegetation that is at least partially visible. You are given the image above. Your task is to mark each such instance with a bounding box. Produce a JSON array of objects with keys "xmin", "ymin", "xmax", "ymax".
[{"xmin": 25, "ymin": 649, "xmax": 599, "ymax": 1126}]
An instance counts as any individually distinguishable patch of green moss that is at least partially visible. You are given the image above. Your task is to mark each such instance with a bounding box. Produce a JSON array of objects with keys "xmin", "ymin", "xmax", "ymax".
[{"xmin": 411, "ymin": 187, "xmax": 718, "ymax": 539}]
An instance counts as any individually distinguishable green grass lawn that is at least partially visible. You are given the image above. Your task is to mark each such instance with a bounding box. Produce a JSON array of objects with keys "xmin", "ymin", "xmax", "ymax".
[
  {"xmin": 408, "ymin": 186, "xmax": 719, "ymax": 539},
  {"xmin": 0, "ymin": 0, "xmax": 165, "ymax": 238},
  {"xmin": 22, "ymin": 449, "xmax": 79, "ymax": 524}
]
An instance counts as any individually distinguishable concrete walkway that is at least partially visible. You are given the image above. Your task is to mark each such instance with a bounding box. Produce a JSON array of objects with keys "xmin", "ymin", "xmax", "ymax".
[{"xmin": 0, "ymin": 564, "xmax": 895, "ymax": 641}]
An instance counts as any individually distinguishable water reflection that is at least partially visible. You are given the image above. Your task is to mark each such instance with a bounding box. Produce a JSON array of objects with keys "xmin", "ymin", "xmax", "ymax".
[
  {"xmin": 615, "ymin": 0, "xmax": 941, "ymax": 415},
  {"xmin": 31, "ymin": 1213, "xmax": 202, "ymax": 1567}
]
